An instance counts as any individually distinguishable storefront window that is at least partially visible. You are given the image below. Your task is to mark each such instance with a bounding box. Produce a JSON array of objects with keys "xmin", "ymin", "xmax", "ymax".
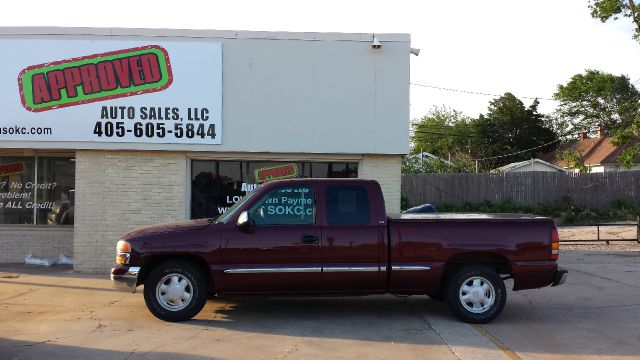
[
  {"xmin": 191, "ymin": 160, "xmax": 358, "ymax": 220},
  {"xmin": 0, "ymin": 156, "xmax": 75, "ymax": 225},
  {"xmin": 36, "ymin": 158, "xmax": 75, "ymax": 225}
]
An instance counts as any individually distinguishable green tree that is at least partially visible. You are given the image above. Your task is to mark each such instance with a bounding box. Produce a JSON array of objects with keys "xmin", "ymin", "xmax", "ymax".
[
  {"xmin": 553, "ymin": 70, "xmax": 640, "ymax": 136},
  {"xmin": 589, "ymin": 0, "xmax": 640, "ymax": 42},
  {"xmin": 401, "ymin": 150, "xmax": 475, "ymax": 174},
  {"xmin": 409, "ymin": 106, "xmax": 474, "ymax": 157},
  {"xmin": 474, "ymin": 93, "xmax": 559, "ymax": 168}
]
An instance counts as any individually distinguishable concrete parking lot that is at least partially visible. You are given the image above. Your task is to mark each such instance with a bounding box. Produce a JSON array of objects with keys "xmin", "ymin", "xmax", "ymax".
[{"xmin": 1, "ymin": 250, "xmax": 639, "ymax": 360}]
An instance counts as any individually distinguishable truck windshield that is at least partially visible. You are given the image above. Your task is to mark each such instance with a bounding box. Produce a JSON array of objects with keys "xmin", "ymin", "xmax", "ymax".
[{"xmin": 213, "ymin": 185, "xmax": 263, "ymax": 224}]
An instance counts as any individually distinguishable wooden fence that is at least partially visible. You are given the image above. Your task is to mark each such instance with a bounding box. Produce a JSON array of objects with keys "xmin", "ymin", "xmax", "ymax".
[{"xmin": 401, "ymin": 171, "xmax": 640, "ymax": 208}]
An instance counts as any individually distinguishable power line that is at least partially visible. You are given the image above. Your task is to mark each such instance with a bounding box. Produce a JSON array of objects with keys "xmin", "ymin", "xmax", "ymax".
[
  {"xmin": 413, "ymin": 129, "xmax": 560, "ymax": 161},
  {"xmin": 412, "ymin": 130, "xmax": 479, "ymax": 138},
  {"xmin": 410, "ymin": 82, "xmax": 558, "ymax": 102},
  {"xmin": 472, "ymin": 138, "xmax": 561, "ymax": 161}
]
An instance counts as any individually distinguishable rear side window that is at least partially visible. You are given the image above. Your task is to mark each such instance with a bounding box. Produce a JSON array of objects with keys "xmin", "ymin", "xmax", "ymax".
[{"xmin": 326, "ymin": 185, "xmax": 370, "ymax": 225}]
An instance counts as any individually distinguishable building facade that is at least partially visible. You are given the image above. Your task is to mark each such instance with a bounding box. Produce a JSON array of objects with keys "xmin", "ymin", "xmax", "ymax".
[{"xmin": 0, "ymin": 27, "xmax": 410, "ymax": 272}]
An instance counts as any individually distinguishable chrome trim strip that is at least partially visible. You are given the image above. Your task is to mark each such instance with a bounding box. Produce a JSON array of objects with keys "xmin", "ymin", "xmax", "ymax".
[
  {"xmin": 224, "ymin": 266, "xmax": 431, "ymax": 273},
  {"xmin": 391, "ymin": 265, "xmax": 431, "ymax": 271},
  {"xmin": 224, "ymin": 267, "xmax": 322, "ymax": 274},
  {"xmin": 323, "ymin": 266, "xmax": 380, "ymax": 272}
]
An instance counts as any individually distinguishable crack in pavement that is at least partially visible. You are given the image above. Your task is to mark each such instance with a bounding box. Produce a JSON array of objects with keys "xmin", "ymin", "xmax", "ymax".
[
  {"xmin": 403, "ymin": 298, "xmax": 461, "ymax": 359},
  {"xmin": 123, "ymin": 345, "xmax": 139, "ymax": 360},
  {"xmin": 565, "ymin": 266, "xmax": 640, "ymax": 289},
  {"xmin": 273, "ymin": 339, "xmax": 301, "ymax": 360},
  {"xmin": 528, "ymin": 303, "xmax": 640, "ymax": 311},
  {"xmin": 89, "ymin": 310, "xmax": 106, "ymax": 333},
  {"xmin": 0, "ymin": 288, "xmax": 41, "ymax": 302}
]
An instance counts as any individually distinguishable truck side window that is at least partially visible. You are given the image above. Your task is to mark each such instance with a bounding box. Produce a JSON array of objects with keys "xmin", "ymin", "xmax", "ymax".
[
  {"xmin": 248, "ymin": 186, "xmax": 315, "ymax": 226},
  {"xmin": 326, "ymin": 185, "xmax": 370, "ymax": 225}
]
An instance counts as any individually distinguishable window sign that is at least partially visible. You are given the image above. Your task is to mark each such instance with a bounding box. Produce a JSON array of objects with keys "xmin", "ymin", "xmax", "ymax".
[
  {"xmin": 255, "ymin": 163, "xmax": 298, "ymax": 183},
  {"xmin": 0, "ymin": 156, "xmax": 75, "ymax": 225},
  {"xmin": 0, "ymin": 157, "xmax": 35, "ymax": 224},
  {"xmin": 191, "ymin": 160, "xmax": 358, "ymax": 219},
  {"xmin": 249, "ymin": 187, "xmax": 315, "ymax": 225},
  {"xmin": 0, "ymin": 162, "xmax": 26, "ymax": 177}
]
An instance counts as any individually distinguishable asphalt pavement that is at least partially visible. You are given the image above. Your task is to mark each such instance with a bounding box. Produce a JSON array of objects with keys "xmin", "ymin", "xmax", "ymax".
[{"xmin": 0, "ymin": 250, "xmax": 638, "ymax": 360}]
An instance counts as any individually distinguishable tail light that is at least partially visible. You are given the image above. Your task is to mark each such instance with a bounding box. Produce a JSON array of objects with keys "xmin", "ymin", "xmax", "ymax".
[{"xmin": 550, "ymin": 227, "xmax": 559, "ymax": 261}]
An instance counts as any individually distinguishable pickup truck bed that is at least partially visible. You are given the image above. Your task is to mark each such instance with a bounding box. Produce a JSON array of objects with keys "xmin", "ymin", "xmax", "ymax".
[{"xmin": 388, "ymin": 213, "xmax": 559, "ymax": 292}]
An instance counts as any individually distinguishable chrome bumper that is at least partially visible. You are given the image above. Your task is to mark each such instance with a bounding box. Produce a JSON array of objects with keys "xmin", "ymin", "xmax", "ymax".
[
  {"xmin": 551, "ymin": 269, "xmax": 568, "ymax": 287},
  {"xmin": 111, "ymin": 266, "xmax": 141, "ymax": 293}
]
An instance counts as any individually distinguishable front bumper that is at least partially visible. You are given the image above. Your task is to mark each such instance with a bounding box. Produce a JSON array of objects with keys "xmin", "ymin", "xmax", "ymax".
[
  {"xmin": 111, "ymin": 266, "xmax": 141, "ymax": 293},
  {"xmin": 551, "ymin": 269, "xmax": 568, "ymax": 287}
]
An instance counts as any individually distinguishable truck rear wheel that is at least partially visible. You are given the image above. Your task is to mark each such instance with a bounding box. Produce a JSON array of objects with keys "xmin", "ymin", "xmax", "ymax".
[
  {"xmin": 143, "ymin": 260, "xmax": 208, "ymax": 322},
  {"xmin": 445, "ymin": 265, "xmax": 506, "ymax": 324}
]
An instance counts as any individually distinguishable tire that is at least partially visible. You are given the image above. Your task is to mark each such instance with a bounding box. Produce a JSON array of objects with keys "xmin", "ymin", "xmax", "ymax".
[
  {"xmin": 444, "ymin": 265, "xmax": 506, "ymax": 324},
  {"xmin": 143, "ymin": 260, "xmax": 208, "ymax": 322}
]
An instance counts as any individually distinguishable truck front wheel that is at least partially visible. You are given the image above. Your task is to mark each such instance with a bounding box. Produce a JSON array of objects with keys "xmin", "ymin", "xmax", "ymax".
[
  {"xmin": 143, "ymin": 260, "xmax": 208, "ymax": 322},
  {"xmin": 445, "ymin": 265, "xmax": 506, "ymax": 324}
]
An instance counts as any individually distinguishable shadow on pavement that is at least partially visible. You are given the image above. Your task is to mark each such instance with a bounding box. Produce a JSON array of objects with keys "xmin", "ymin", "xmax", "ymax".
[
  {"xmin": 188, "ymin": 295, "xmax": 459, "ymax": 346},
  {"xmin": 0, "ymin": 338, "xmax": 219, "ymax": 360}
]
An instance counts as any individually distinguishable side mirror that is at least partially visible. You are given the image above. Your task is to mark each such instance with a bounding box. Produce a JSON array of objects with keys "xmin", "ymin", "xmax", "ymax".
[{"xmin": 236, "ymin": 211, "xmax": 253, "ymax": 233}]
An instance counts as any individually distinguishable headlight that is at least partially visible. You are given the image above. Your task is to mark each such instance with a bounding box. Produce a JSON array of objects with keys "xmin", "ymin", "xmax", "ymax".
[{"xmin": 116, "ymin": 240, "xmax": 131, "ymax": 264}]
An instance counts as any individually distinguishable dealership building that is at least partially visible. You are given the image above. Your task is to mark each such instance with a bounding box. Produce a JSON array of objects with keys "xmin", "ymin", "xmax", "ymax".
[{"xmin": 0, "ymin": 27, "xmax": 410, "ymax": 272}]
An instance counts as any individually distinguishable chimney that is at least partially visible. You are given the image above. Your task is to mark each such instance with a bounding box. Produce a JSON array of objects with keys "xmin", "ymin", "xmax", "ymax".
[
  {"xmin": 597, "ymin": 125, "xmax": 606, "ymax": 138},
  {"xmin": 579, "ymin": 132, "xmax": 588, "ymax": 141}
]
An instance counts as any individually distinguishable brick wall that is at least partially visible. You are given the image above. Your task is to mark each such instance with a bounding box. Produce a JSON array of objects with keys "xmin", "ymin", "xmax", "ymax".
[
  {"xmin": 73, "ymin": 151, "xmax": 187, "ymax": 273},
  {"xmin": 70, "ymin": 151, "xmax": 400, "ymax": 272},
  {"xmin": 359, "ymin": 154, "xmax": 402, "ymax": 213},
  {"xmin": 0, "ymin": 226, "xmax": 73, "ymax": 263}
]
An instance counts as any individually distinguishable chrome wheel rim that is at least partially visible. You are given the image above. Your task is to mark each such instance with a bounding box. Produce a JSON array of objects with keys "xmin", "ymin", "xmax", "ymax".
[
  {"xmin": 156, "ymin": 274, "xmax": 193, "ymax": 311},
  {"xmin": 459, "ymin": 276, "xmax": 495, "ymax": 314}
]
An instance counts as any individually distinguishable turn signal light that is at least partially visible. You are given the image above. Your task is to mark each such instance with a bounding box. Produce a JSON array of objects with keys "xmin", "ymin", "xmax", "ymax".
[{"xmin": 116, "ymin": 253, "xmax": 130, "ymax": 265}]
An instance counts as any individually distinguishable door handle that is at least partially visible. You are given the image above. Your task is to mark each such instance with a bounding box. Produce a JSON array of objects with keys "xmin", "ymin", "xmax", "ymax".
[{"xmin": 300, "ymin": 234, "xmax": 320, "ymax": 245}]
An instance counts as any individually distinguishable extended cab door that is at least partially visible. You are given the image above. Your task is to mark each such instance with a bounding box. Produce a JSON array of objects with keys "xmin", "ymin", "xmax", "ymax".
[
  {"xmin": 220, "ymin": 182, "xmax": 321, "ymax": 293},
  {"xmin": 320, "ymin": 181, "xmax": 385, "ymax": 292}
]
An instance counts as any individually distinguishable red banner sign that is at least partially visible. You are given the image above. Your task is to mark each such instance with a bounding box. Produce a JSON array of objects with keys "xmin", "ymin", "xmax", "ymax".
[
  {"xmin": 0, "ymin": 162, "xmax": 26, "ymax": 177},
  {"xmin": 255, "ymin": 163, "xmax": 299, "ymax": 183}
]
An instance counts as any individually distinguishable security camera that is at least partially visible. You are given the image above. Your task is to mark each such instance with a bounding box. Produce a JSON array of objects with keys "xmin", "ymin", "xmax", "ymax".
[
  {"xmin": 372, "ymin": 37, "xmax": 382, "ymax": 49},
  {"xmin": 410, "ymin": 48, "xmax": 420, "ymax": 56}
]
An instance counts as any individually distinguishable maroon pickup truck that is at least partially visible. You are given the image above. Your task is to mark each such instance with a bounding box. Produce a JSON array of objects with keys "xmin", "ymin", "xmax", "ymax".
[{"xmin": 111, "ymin": 178, "xmax": 566, "ymax": 323}]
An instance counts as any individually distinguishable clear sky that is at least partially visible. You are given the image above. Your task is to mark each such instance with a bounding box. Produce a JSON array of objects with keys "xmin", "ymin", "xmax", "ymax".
[{"xmin": 2, "ymin": 0, "xmax": 639, "ymax": 120}]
